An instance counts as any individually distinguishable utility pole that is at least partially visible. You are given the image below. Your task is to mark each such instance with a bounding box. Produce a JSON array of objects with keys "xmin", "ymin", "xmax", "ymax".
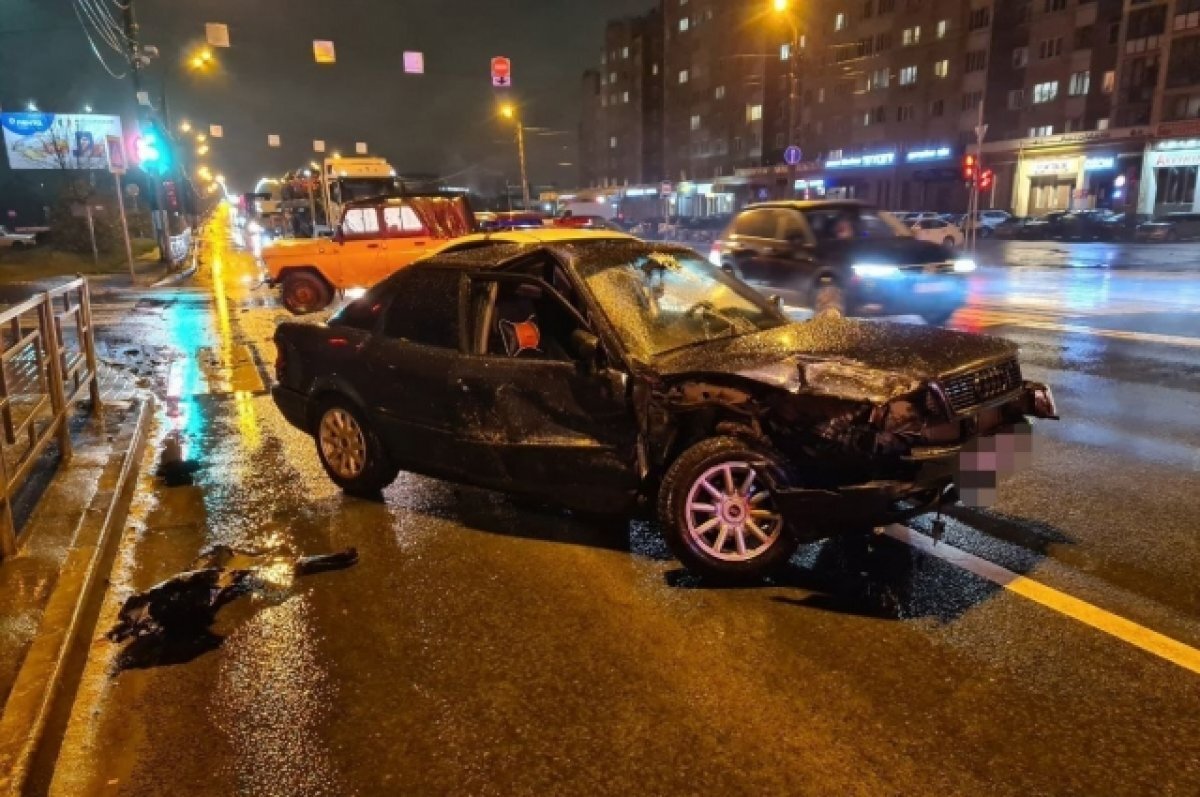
[
  {"xmin": 122, "ymin": 0, "xmax": 171, "ymax": 264},
  {"xmin": 514, "ymin": 120, "xmax": 530, "ymax": 210}
]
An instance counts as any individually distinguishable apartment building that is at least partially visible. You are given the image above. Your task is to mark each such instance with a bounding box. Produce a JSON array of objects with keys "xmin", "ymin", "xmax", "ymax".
[{"xmin": 581, "ymin": 0, "xmax": 1200, "ymax": 218}]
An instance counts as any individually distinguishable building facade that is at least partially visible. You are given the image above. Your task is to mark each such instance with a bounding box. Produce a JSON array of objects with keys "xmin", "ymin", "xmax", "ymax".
[{"xmin": 581, "ymin": 0, "xmax": 1200, "ymax": 218}]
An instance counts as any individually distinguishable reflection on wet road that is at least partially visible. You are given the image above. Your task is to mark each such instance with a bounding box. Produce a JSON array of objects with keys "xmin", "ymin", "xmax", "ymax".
[{"xmin": 47, "ymin": 218, "xmax": 1200, "ymax": 795}]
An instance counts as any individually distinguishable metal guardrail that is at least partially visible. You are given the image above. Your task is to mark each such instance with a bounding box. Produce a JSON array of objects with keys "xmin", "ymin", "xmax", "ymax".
[
  {"xmin": 168, "ymin": 228, "xmax": 192, "ymax": 264},
  {"xmin": 0, "ymin": 278, "xmax": 102, "ymax": 557}
]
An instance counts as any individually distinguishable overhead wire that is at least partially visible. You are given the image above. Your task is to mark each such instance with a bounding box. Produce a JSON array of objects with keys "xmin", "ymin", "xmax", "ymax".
[
  {"xmin": 71, "ymin": 0, "xmax": 128, "ymax": 78},
  {"xmin": 75, "ymin": 0, "xmax": 129, "ymax": 52}
]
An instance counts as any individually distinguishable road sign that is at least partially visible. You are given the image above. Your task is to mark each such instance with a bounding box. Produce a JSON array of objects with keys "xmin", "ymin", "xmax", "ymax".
[
  {"xmin": 104, "ymin": 134, "xmax": 126, "ymax": 174},
  {"xmin": 660, "ymin": 181, "xmax": 673, "ymax": 195},
  {"xmin": 313, "ymin": 40, "xmax": 336, "ymax": 64},
  {"xmin": 355, "ymin": 142, "xmax": 367, "ymax": 155},
  {"xmin": 209, "ymin": 124, "xmax": 223, "ymax": 138},
  {"xmin": 205, "ymin": 23, "xmax": 230, "ymax": 48},
  {"xmin": 784, "ymin": 145, "xmax": 802, "ymax": 166},
  {"xmin": 313, "ymin": 140, "xmax": 325, "ymax": 153},
  {"xmin": 268, "ymin": 134, "xmax": 280, "ymax": 147},
  {"xmin": 403, "ymin": 51, "xmax": 424, "ymax": 74},
  {"xmin": 491, "ymin": 56, "xmax": 511, "ymax": 87}
]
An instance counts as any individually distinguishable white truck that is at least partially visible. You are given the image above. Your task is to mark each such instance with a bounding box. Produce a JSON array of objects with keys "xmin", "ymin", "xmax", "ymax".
[
  {"xmin": 317, "ymin": 157, "xmax": 398, "ymax": 234},
  {"xmin": 0, "ymin": 225, "xmax": 37, "ymax": 248}
]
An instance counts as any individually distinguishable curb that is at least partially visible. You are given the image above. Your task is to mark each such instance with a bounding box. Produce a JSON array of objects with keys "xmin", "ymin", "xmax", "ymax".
[
  {"xmin": 0, "ymin": 396, "xmax": 155, "ymax": 796},
  {"xmin": 149, "ymin": 234, "xmax": 200, "ymax": 288}
]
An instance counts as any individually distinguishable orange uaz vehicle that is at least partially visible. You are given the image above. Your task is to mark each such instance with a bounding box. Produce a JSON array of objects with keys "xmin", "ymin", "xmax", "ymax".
[{"xmin": 263, "ymin": 194, "xmax": 475, "ymax": 314}]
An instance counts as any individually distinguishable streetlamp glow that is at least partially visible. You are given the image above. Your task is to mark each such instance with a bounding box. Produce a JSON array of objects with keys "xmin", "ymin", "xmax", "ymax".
[
  {"xmin": 500, "ymin": 103, "xmax": 516, "ymax": 120},
  {"xmin": 197, "ymin": 144, "xmax": 210, "ymax": 156},
  {"xmin": 216, "ymin": 174, "xmax": 226, "ymax": 183},
  {"xmin": 196, "ymin": 133, "xmax": 207, "ymax": 143},
  {"xmin": 180, "ymin": 121, "xmax": 192, "ymax": 133},
  {"xmin": 498, "ymin": 104, "xmax": 530, "ymax": 209},
  {"xmin": 83, "ymin": 104, "xmax": 93, "ymax": 113},
  {"xmin": 25, "ymin": 101, "xmax": 37, "ymax": 112},
  {"xmin": 773, "ymin": 0, "xmax": 789, "ymax": 11}
]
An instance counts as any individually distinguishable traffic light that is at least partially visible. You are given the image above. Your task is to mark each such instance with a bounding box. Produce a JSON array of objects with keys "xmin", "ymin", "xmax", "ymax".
[
  {"xmin": 135, "ymin": 124, "xmax": 171, "ymax": 175},
  {"xmin": 962, "ymin": 154, "xmax": 977, "ymax": 183},
  {"xmin": 978, "ymin": 168, "xmax": 994, "ymax": 191}
]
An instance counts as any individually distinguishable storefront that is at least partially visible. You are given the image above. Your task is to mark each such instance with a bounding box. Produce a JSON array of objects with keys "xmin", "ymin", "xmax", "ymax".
[{"xmin": 1139, "ymin": 141, "xmax": 1200, "ymax": 216}]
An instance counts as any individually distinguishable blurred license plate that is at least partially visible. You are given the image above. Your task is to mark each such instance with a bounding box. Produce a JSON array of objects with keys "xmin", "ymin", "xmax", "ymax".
[{"xmin": 914, "ymin": 282, "xmax": 949, "ymax": 293}]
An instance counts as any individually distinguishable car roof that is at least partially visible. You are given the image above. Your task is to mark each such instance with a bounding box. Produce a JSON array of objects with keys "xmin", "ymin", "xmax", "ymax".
[
  {"xmin": 740, "ymin": 200, "xmax": 876, "ymax": 212},
  {"xmin": 417, "ymin": 235, "xmax": 678, "ymax": 272},
  {"xmin": 343, "ymin": 193, "xmax": 467, "ymax": 209}
]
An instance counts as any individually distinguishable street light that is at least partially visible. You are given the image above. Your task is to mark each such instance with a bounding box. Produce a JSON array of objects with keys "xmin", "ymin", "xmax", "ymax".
[
  {"xmin": 197, "ymin": 144, "xmax": 209, "ymax": 156},
  {"xmin": 771, "ymin": 0, "xmax": 800, "ymax": 198},
  {"xmin": 196, "ymin": 133, "xmax": 207, "ymax": 143},
  {"xmin": 25, "ymin": 101, "xmax": 37, "ymax": 112},
  {"xmin": 188, "ymin": 47, "xmax": 216, "ymax": 72},
  {"xmin": 499, "ymin": 103, "xmax": 531, "ymax": 210},
  {"xmin": 180, "ymin": 121, "xmax": 192, "ymax": 133}
]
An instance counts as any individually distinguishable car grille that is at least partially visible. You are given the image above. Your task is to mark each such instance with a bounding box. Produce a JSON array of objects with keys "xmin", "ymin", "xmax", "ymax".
[
  {"xmin": 900, "ymin": 261, "xmax": 955, "ymax": 274},
  {"xmin": 940, "ymin": 358, "xmax": 1023, "ymax": 414}
]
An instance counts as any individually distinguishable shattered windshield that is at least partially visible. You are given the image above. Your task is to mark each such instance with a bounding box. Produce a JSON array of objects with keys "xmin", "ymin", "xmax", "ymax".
[{"xmin": 575, "ymin": 245, "xmax": 786, "ymax": 360}]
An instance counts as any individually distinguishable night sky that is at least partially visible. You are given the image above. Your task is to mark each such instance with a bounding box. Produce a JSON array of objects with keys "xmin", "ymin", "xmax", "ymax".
[{"xmin": 0, "ymin": 0, "xmax": 654, "ymax": 193}]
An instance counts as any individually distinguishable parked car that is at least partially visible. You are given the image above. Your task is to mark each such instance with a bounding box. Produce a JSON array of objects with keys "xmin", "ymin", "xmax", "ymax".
[
  {"xmin": 961, "ymin": 210, "xmax": 1013, "ymax": 237},
  {"xmin": 272, "ymin": 236, "xmax": 1058, "ymax": 581},
  {"xmin": 711, "ymin": 201, "xmax": 974, "ymax": 326},
  {"xmin": 0, "ymin": 225, "xmax": 37, "ymax": 249},
  {"xmin": 481, "ymin": 211, "xmax": 549, "ymax": 231},
  {"xmin": 262, "ymin": 194, "xmax": 476, "ymax": 314},
  {"xmin": 991, "ymin": 216, "xmax": 1036, "ymax": 239},
  {"xmin": 1135, "ymin": 212, "xmax": 1200, "ymax": 242},
  {"xmin": 899, "ymin": 211, "xmax": 944, "ymax": 225},
  {"xmin": 1014, "ymin": 211, "xmax": 1071, "ymax": 240},
  {"xmin": 910, "ymin": 217, "xmax": 965, "ymax": 247}
]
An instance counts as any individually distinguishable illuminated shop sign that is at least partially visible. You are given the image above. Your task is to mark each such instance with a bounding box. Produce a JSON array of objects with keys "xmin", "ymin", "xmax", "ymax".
[
  {"xmin": 1083, "ymin": 157, "xmax": 1116, "ymax": 171},
  {"xmin": 906, "ymin": 147, "xmax": 952, "ymax": 162},
  {"xmin": 826, "ymin": 152, "xmax": 895, "ymax": 169},
  {"xmin": 624, "ymin": 187, "xmax": 658, "ymax": 197},
  {"xmin": 1150, "ymin": 149, "xmax": 1200, "ymax": 168},
  {"xmin": 1028, "ymin": 158, "xmax": 1079, "ymax": 176},
  {"xmin": 794, "ymin": 178, "xmax": 826, "ymax": 190}
]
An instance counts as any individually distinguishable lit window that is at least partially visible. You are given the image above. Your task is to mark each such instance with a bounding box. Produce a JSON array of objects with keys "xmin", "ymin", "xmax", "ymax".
[
  {"xmin": 899, "ymin": 65, "xmax": 918, "ymax": 85},
  {"xmin": 679, "ymin": 69, "xmax": 689, "ymax": 83},
  {"xmin": 902, "ymin": 26, "xmax": 921, "ymax": 46},
  {"xmin": 690, "ymin": 114, "xmax": 701, "ymax": 130},
  {"xmin": 747, "ymin": 104, "xmax": 763, "ymax": 121},
  {"xmin": 609, "ymin": 72, "xmax": 617, "ymax": 83},
  {"xmin": 610, "ymin": 136, "xmax": 618, "ymax": 149},
  {"xmin": 1029, "ymin": 125, "xmax": 1054, "ymax": 137},
  {"xmin": 680, "ymin": 17, "xmax": 689, "ymax": 31},
  {"xmin": 934, "ymin": 59, "xmax": 949, "ymax": 78},
  {"xmin": 622, "ymin": 46, "xmax": 630, "ymax": 59},
  {"xmin": 1012, "ymin": 47, "xmax": 1028, "ymax": 68},
  {"xmin": 1102, "ymin": 70, "xmax": 1115, "ymax": 93},
  {"xmin": 623, "ymin": 91, "xmax": 630, "ymax": 103},
  {"xmin": 781, "ymin": 43, "xmax": 791, "ymax": 60},
  {"xmin": 652, "ymin": 63, "xmax": 659, "ymax": 75},
  {"xmin": 835, "ymin": 12, "xmax": 846, "ymax": 31},
  {"xmin": 1069, "ymin": 70, "xmax": 1090, "ymax": 96},
  {"xmin": 1097, "ymin": 118, "xmax": 1110, "ymax": 130},
  {"xmin": 936, "ymin": 19, "xmax": 948, "ymax": 39},
  {"xmin": 714, "ymin": 85, "xmax": 726, "ymax": 99},
  {"xmin": 1032, "ymin": 80, "xmax": 1059, "ymax": 103}
]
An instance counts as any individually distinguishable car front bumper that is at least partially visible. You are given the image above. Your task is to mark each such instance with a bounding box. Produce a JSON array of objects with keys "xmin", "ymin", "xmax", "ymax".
[
  {"xmin": 848, "ymin": 274, "xmax": 969, "ymax": 318},
  {"xmin": 768, "ymin": 381, "xmax": 1056, "ymax": 539}
]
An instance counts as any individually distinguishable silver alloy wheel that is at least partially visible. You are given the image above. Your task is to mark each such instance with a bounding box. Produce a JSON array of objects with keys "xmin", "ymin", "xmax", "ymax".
[
  {"xmin": 318, "ymin": 407, "xmax": 367, "ymax": 479},
  {"xmin": 684, "ymin": 461, "xmax": 784, "ymax": 562}
]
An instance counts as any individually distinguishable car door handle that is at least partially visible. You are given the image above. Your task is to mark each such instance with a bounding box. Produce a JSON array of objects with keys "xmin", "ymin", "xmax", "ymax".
[
  {"xmin": 365, "ymin": 243, "xmax": 380, "ymax": 249},
  {"xmin": 413, "ymin": 241, "xmax": 427, "ymax": 246}
]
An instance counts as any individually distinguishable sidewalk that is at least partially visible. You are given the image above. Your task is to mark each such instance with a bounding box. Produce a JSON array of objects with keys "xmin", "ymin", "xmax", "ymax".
[{"xmin": 0, "ymin": 368, "xmax": 153, "ymax": 794}]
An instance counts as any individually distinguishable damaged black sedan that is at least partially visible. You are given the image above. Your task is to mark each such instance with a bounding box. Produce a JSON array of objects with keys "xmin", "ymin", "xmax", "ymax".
[{"xmin": 272, "ymin": 237, "xmax": 1058, "ymax": 580}]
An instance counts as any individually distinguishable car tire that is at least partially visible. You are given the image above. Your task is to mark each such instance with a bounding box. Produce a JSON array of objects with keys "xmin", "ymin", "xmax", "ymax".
[
  {"xmin": 313, "ymin": 398, "xmax": 398, "ymax": 498},
  {"xmin": 281, "ymin": 271, "xmax": 333, "ymax": 314},
  {"xmin": 811, "ymin": 278, "xmax": 846, "ymax": 317},
  {"xmin": 943, "ymin": 236, "xmax": 956, "ymax": 247},
  {"xmin": 922, "ymin": 309, "xmax": 956, "ymax": 326},
  {"xmin": 657, "ymin": 436, "xmax": 799, "ymax": 582}
]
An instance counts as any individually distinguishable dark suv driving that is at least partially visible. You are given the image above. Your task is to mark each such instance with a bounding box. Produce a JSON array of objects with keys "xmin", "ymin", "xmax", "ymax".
[
  {"xmin": 272, "ymin": 235, "xmax": 1056, "ymax": 581},
  {"xmin": 711, "ymin": 201, "xmax": 974, "ymax": 325}
]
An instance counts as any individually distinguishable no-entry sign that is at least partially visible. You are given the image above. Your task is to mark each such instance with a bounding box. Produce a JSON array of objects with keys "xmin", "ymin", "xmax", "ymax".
[{"xmin": 491, "ymin": 56, "xmax": 511, "ymax": 87}]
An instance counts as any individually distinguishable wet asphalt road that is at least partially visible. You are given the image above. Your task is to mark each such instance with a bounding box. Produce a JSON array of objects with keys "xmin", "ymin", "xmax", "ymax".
[{"xmin": 42, "ymin": 218, "xmax": 1200, "ymax": 795}]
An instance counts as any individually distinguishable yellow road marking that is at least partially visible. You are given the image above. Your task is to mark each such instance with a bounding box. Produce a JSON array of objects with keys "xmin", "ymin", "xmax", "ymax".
[
  {"xmin": 883, "ymin": 525, "xmax": 1200, "ymax": 676},
  {"xmin": 954, "ymin": 311, "xmax": 1200, "ymax": 348}
]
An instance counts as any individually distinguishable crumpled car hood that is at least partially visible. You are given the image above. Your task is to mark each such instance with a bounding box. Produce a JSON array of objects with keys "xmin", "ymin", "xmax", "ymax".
[{"xmin": 654, "ymin": 316, "xmax": 1018, "ymax": 401}]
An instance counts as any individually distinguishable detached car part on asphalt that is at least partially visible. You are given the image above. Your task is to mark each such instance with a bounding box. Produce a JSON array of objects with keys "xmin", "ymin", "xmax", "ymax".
[{"xmin": 272, "ymin": 237, "xmax": 1058, "ymax": 581}]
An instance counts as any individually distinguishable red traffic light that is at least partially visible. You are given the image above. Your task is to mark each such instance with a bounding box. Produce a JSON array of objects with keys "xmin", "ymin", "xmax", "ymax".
[{"xmin": 979, "ymin": 168, "xmax": 994, "ymax": 191}]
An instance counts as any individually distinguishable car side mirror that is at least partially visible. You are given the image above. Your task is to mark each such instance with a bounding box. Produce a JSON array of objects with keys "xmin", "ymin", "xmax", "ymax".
[{"xmin": 570, "ymin": 329, "xmax": 602, "ymax": 367}]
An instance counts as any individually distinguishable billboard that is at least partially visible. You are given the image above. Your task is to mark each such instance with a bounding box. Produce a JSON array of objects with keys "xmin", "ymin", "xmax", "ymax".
[{"xmin": 1, "ymin": 112, "xmax": 123, "ymax": 170}]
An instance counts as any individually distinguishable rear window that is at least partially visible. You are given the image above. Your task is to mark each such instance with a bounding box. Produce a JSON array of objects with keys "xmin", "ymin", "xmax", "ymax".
[
  {"xmin": 381, "ymin": 267, "xmax": 461, "ymax": 348},
  {"xmin": 733, "ymin": 209, "xmax": 779, "ymax": 238}
]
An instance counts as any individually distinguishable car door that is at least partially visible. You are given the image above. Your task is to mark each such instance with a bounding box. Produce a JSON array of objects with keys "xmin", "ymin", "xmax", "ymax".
[
  {"xmin": 379, "ymin": 203, "xmax": 435, "ymax": 283},
  {"xmin": 725, "ymin": 208, "xmax": 782, "ymax": 284},
  {"xmin": 359, "ymin": 267, "xmax": 462, "ymax": 478},
  {"xmin": 334, "ymin": 205, "xmax": 384, "ymax": 287},
  {"xmin": 448, "ymin": 271, "xmax": 639, "ymax": 512}
]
